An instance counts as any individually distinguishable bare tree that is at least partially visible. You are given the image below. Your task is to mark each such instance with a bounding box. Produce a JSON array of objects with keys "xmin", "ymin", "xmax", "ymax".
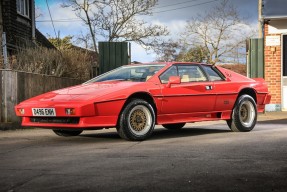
[
  {"xmin": 95, "ymin": 0, "xmax": 168, "ymax": 45},
  {"xmin": 35, "ymin": 6, "xmax": 43, "ymax": 18},
  {"xmin": 154, "ymin": 40, "xmax": 179, "ymax": 62},
  {"xmin": 75, "ymin": 31, "xmax": 94, "ymax": 50},
  {"xmin": 63, "ymin": 0, "xmax": 168, "ymax": 52},
  {"xmin": 181, "ymin": 0, "xmax": 254, "ymax": 64},
  {"xmin": 62, "ymin": 0, "xmax": 107, "ymax": 54}
]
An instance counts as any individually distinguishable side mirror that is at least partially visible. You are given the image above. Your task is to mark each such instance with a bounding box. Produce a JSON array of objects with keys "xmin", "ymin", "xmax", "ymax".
[{"xmin": 166, "ymin": 76, "xmax": 181, "ymax": 88}]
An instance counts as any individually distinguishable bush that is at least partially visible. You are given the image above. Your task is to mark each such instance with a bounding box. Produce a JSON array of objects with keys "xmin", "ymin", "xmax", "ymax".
[{"xmin": 8, "ymin": 47, "xmax": 96, "ymax": 81}]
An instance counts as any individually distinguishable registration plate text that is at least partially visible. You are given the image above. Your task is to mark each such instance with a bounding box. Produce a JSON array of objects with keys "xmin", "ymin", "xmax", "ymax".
[{"xmin": 32, "ymin": 108, "xmax": 56, "ymax": 116}]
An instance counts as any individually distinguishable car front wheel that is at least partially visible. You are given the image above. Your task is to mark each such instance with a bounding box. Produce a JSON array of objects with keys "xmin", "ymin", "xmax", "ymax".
[
  {"xmin": 117, "ymin": 99, "xmax": 155, "ymax": 141},
  {"xmin": 53, "ymin": 129, "xmax": 83, "ymax": 137},
  {"xmin": 227, "ymin": 94, "xmax": 257, "ymax": 132}
]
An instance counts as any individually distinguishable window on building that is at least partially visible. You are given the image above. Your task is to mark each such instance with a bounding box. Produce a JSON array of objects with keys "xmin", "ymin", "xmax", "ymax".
[{"xmin": 17, "ymin": 0, "xmax": 30, "ymax": 17}]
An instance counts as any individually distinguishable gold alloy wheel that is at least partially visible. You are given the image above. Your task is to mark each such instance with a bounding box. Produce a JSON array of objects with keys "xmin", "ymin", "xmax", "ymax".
[
  {"xmin": 130, "ymin": 109, "xmax": 147, "ymax": 131},
  {"xmin": 239, "ymin": 100, "xmax": 255, "ymax": 127},
  {"xmin": 128, "ymin": 105, "xmax": 152, "ymax": 135}
]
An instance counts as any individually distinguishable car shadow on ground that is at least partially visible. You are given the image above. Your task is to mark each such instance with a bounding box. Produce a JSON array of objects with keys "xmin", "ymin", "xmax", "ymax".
[
  {"xmin": 75, "ymin": 118, "xmax": 287, "ymax": 141},
  {"xmin": 80, "ymin": 126, "xmax": 230, "ymax": 141},
  {"xmin": 81, "ymin": 131, "xmax": 121, "ymax": 140},
  {"xmin": 150, "ymin": 127, "xmax": 229, "ymax": 140},
  {"xmin": 258, "ymin": 118, "xmax": 287, "ymax": 125}
]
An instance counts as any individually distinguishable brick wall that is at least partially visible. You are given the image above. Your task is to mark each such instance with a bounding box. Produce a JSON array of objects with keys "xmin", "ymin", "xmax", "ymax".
[{"xmin": 264, "ymin": 23, "xmax": 282, "ymax": 105}]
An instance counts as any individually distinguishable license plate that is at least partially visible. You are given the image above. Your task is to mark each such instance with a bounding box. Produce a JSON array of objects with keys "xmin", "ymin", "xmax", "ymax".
[{"xmin": 32, "ymin": 108, "xmax": 56, "ymax": 116}]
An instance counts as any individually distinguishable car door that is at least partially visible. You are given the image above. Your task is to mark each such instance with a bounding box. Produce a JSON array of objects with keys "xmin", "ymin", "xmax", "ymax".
[
  {"xmin": 159, "ymin": 64, "xmax": 216, "ymax": 114},
  {"xmin": 200, "ymin": 65, "xmax": 238, "ymax": 111}
]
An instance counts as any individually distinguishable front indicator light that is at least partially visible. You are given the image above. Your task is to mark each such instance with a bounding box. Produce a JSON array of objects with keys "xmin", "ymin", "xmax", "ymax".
[
  {"xmin": 17, "ymin": 108, "xmax": 25, "ymax": 115},
  {"xmin": 65, "ymin": 108, "xmax": 76, "ymax": 115}
]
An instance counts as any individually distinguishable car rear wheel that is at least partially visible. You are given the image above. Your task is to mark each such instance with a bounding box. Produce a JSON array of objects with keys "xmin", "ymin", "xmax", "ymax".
[
  {"xmin": 117, "ymin": 99, "xmax": 155, "ymax": 141},
  {"xmin": 162, "ymin": 123, "xmax": 186, "ymax": 130},
  {"xmin": 53, "ymin": 130, "xmax": 83, "ymax": 137},
  {"xmin": 227, "ymin": 94, "xmax": 257, "ymax": 132}
]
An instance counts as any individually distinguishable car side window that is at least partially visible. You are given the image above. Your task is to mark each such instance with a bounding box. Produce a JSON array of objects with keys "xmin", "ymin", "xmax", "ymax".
[
  {"xmin": 202, "ymin": 65, "xmax": 224, "ymax": 81},
  {"xmin": 178, "ymin": 65, "xmax": 207, "ymax": 82},
  {"xmin": 159, "ymin": 66, "xmax": 178, "ymax": 83}
]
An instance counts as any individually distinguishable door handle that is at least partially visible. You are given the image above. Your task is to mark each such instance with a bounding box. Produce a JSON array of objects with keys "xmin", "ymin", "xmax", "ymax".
[{"xmin": 205, "ymin": 85, "xmax": 213, "ymax": 90}]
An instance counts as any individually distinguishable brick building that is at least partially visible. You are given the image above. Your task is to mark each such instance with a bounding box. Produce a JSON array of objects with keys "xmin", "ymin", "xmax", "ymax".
[{"xmin": 263, "ymin": 0, "xmax": 287, "ymax": 111}]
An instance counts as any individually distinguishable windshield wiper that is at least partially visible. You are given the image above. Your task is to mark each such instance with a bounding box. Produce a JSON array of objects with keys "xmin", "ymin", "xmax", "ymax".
[
  {"xmin": 99, "ymin": 77, "xmax": 146, "ymax": 82},
  {"xmin": 127, "ymin": 77, "xmax": 146, "ymax": 82}
]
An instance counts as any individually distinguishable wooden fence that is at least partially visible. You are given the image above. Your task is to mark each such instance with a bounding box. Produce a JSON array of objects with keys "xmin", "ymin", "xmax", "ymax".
[{"xmin": 0, "ymin": 70, "xmax": 82, "ymax": 128}]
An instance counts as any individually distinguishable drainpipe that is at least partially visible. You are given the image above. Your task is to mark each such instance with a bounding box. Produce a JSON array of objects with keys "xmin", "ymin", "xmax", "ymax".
[
  {"xmin": 258, "ymin": 0, "xmax": 263, "ymax": 38},
  {"xmin": 0, "ymin": 0, "xmax": 3, "ymax": 56},
  {"xmin": 31, "ymin": 0, "xmax": 36, "ymax": 43}
]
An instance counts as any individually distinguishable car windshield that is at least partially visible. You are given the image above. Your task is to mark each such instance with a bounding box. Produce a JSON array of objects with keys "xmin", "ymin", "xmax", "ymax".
[{"xmin": 84, "ymin": 64, "xmax": 166, "ymax": 83}]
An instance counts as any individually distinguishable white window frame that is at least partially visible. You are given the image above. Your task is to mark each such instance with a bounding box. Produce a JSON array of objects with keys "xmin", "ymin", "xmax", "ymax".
[{"xmin": 17, "ymin": 0, "xmax": 30, "ymax": 18}]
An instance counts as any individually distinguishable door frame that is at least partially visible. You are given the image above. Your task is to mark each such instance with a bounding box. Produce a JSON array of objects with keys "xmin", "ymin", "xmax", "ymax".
[{"xmin": 281, "ymin": 34, "xmax": 287, "ymax": 111}]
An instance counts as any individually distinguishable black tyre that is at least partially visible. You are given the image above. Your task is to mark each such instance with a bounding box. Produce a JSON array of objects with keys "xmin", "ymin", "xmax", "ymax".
[
  {"xmin": 162, "ymin": 123, "xmax": 186, "ymax": 130},
  {"xmin": 117, "ymin": 99, "xmax": 155, "ymax": 141},
  {"xmin": 227, "ymin": 94, "xmax": 257, "ymax": 132},
  {"xmin": 53, "ymin": 129, "xmax": 83, "ymax": 137}
]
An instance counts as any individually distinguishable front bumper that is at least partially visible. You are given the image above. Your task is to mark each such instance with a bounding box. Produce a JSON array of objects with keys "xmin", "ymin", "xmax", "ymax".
[{"xmin": 21, "ymin": 115, "xmax": 118, "ymax": 129}]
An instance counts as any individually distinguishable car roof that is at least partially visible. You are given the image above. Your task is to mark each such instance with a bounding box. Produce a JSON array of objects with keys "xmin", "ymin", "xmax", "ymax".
[{"xmin": 131, "ymin": 62, "xmax": 213, "ymax": 66}]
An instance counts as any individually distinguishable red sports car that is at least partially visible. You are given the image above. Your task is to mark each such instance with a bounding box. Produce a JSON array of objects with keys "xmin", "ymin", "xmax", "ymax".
[{"xmin": 15, "ymin": 62, "xmax": 271, "ymax": 141}]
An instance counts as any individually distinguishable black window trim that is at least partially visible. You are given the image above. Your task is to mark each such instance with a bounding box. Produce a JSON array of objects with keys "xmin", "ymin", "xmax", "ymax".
[
  {"xmin": 158, "ymin": 65, "xmax": 179, "ymax": 84},
  {"xmin": 200, "ymin": 64, "xmax": 225, "ymax": 82}
]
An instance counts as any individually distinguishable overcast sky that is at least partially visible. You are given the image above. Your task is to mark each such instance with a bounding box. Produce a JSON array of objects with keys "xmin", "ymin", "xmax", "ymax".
[{"xmin": 35, "ymin": 0, "xmax": 259, "ymax": 62}]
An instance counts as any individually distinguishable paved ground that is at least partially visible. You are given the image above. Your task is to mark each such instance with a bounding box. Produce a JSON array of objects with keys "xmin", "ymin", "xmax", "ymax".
[{"xmin": 0, "ymin": 112, "xmax": 287, "ymax": 192}]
